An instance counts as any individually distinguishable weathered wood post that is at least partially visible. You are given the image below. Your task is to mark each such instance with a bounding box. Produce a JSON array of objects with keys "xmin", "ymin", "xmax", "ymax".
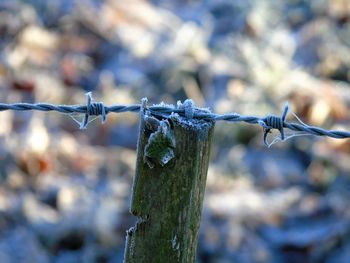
[{"xmin": 124, "ymin": 99, "xmax": 215, "ymax": 263}]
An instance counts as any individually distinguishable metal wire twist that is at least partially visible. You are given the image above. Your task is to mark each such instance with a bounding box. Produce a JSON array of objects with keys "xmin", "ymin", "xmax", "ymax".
[{"xmin": 1, "ymin": 93, "xmax": 350, "ymax": 146}]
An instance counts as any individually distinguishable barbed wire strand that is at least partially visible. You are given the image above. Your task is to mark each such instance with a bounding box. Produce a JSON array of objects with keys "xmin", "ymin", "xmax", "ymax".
[{"xmin": 0, "ymin": 92, "xmax": 350, "ymax": 146}]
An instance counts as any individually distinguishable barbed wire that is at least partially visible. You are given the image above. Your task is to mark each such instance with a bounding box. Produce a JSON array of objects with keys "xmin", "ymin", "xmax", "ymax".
[{"xmin": 0, "ymin": 92, "xmax": 349, "ymax": 146}]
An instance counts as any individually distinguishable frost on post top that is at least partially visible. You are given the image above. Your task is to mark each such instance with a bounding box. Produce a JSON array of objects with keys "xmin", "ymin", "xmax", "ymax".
[{"xmin": 143, "ymin": 99, "xmax": 214, "ymax": 169}]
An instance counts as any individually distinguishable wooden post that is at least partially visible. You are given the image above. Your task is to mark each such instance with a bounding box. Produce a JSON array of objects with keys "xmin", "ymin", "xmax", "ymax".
[{"xmin": 124, "ymin": 101, "xmax": 215, "ymax": 263}]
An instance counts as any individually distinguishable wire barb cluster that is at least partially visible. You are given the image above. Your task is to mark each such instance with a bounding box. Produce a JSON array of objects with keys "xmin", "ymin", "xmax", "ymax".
[
  {"xmin": 0, "ymin": 93, "xmax": 350, "ymax": 146},
  {"xmin": 258, "ymin": 103, "xmax": 289, "ymax": 146}
]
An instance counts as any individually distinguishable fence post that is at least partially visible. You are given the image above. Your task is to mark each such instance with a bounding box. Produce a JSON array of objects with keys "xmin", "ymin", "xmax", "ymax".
[{"xmin": 124, "ymin": 100, "xmax": 215, "ymax": 263}]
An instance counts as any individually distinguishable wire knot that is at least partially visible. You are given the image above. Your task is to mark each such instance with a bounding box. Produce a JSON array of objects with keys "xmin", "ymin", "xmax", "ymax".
[
  {"xmin": 177, "ymin": 99, "xmax": 195, "ymax": 119},
  {"xmin": 80, "ymin": 92, "xmax": 107, "ymax": 129},
  {"xmin": 259, "ymin": 103, "xmax": 289, "ymax": 146},
  {"xmin": 263, "ymin": 115, "xmax": 283, "ymax": 130}
]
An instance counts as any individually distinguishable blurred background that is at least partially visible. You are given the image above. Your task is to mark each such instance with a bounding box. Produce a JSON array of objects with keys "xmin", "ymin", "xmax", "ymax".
[{"xmin": 0, "ymin": 0, "xmax": 350, "ymax": 262}]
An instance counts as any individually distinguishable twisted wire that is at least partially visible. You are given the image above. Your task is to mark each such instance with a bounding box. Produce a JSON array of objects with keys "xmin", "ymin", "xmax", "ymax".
[{"xmin": 1, "ymin": 93, "xmax": 350, "ymax": 145}]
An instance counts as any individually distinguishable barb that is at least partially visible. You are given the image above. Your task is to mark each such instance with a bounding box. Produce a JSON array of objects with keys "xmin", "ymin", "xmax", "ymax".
[
  {"xmin": 258, "ymin": 102, "xmax": 289, "ymax": 146},
  {"xmin": 0, "ymin": 93, "xmax": 350, "ymax": 145}
]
